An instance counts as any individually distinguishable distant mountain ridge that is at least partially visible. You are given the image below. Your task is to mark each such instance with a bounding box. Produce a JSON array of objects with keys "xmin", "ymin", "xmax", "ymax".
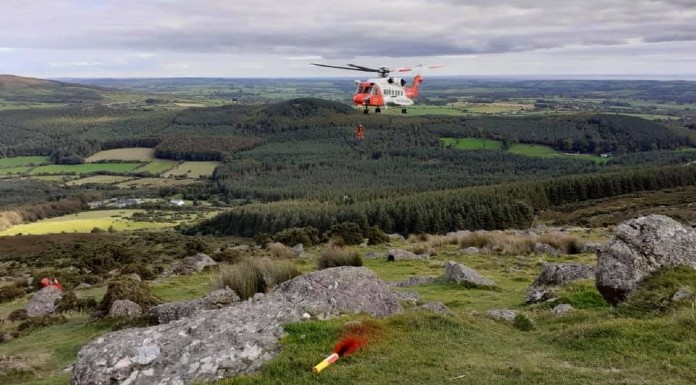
[{"xmin": 0, "ymin": 74, "xmax": 117, "ymax": 105}]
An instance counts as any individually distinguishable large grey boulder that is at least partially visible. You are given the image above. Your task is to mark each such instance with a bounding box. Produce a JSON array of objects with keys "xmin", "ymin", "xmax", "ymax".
[
  {"xmin": 109, "ymin": 300, "xmax": 142, "ymax": 318},
  {"xmin": 387, "ymin": 249, "xmax": 429, "ymax": 261},
  {"xmin": 175, "ymin": 253, "xmax": 217, "ymax": 275},
  {"xmin": 533, "ymin": 242, "xmax": 562, "ymax": 256},
  {"xmin": 596, "ymin": 215, "xmax": 696, "ymax": 304},
  {"xmin": 148, "ymin": 288, "xmax": 240, "ymax": 324},
  {"xmin": 417, "ymin": 302, "xmax": 451, "ymax": 315},
  {"xmin": 444, "ymin": 261, "xmax": 496, "ymax": 287},
  {"xmin": 525, "ymin": 263, "xmax": 596, "ymax": 304},
  {"xmin": 71, "ymin": 267, "xmax": 400, "ymax": 385},
  {"xmin": 393, "ymin": 276, "xmax": 438, "ymax": 287},
  {"xmin": 25, "ymin": 287, "xmax": 63, "ymax": 317}
]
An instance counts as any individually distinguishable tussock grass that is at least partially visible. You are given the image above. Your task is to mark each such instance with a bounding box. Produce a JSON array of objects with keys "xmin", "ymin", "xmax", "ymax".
[
  {"xmin": 459, "ymin": 231, "xmax": 536, "ymax": 255},
  {"xmin": 216, "ymin": 259, "xmax": 300, "ymax": 300},
  {"xmin": 317, "ymin": 248, "xmax": 363, "ymax": 270},
  {"xmin": 268, "ymin": 243, "xmax": 295, "ymax": 259},
  {"xmin": 620, "ymin": 266, "xmax": 696, "ymax": 316},
  {"xmin": 539, "ymin": 231, "xmax": 584, "ymax": 254}
]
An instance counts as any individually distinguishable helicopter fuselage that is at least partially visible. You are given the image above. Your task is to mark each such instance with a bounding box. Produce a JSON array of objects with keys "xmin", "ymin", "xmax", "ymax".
[{"xmin": 352, "ymin": 77, "xmax": 416, "ymax": 108}]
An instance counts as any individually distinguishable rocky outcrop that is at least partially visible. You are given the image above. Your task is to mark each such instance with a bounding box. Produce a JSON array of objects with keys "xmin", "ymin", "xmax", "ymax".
[
  {"xmin": 444, "ymin": 261, "xmax": 496, "ymax": 288},
  {"xmin": 551, "ymin": 304, "xmax": 574, "ymax": 316},
  {"xmin": 392, "ymin": 291, "xmax": 421, "ymax": 304},
  {"xmin": 486, "ymin": 309, "xmax": 517, "ymax": 321},
  {"xmin": 71, "ymin": 267, "xmax": 400, "ymax": 385},
  {"xmin": 596, "ymin": 215, "xmax": 696, "ymax": 304},
  {"xmin": 393, "ymin": 276, "xmax": 438, "ymax": 287},
  {"xmin": 291, "ymin": 244, "xmax": 304, "ymax": 257},
  {"xmin": 525, "ymin": 263, "xmax": 595, "ymax": 304},
  {"xmin": 417, "ymin": 302, "xmax": 451, "ymax": 315},
  {"xmin": 175, "ymin": 253, "xmax": 217, "ymax": 275},
  {"xmin": 533, "ymin": 243, "xmax": 562, "ymax": 256},
  {"xmin": 26, "ymin": 287, "xmax": 62, "ymax": 317},
  {"xmin": 109, "ymin": 300, "xmax": 142, "ymax": 318},
  {"xmin": 387, "ymin": 249, "xmax": 429, "ymax": 261},
  {"xmin": 147, "ymin": 288, "xmax": 240, "ymax": 325}
]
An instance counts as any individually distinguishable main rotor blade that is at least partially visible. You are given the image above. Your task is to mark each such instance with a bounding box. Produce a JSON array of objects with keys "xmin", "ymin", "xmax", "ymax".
[
  {"xmin": 347, "ymin": 63, "xmax": 383, "ymax": 72},
  {"xmin": 311, "ymin": 63, "xmax": 373, "ymax": 72}
]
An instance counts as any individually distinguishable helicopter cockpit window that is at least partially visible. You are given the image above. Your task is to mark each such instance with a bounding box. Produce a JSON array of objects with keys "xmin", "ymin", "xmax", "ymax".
[{"xmin": 364, "ymin": 86, "xmax": 373, "ymax": 94}]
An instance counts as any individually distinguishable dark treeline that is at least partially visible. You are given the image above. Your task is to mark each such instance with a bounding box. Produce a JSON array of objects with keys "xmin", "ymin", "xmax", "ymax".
[
  {"xmin": 188, "ymin": 164, "xmax": 696, "ymax": 236},
  {"xmin": 431, "ymin": 114, "xmax": 693, "ymax": 154},
  {"xmin": 154, "ymin": 136, "xmax": 264, "ymax": 161}
]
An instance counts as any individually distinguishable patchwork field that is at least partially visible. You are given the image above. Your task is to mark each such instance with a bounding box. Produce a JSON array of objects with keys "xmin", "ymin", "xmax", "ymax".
[
  {"xmin": 0, "ymin": 210, "xmax": 171, "ymax": 236},
  {"xmin": 115, "ymin": 177, "xmax": 200, "ymax": 188},
  {"xmin": 65, "ymin": 175, "xmax": 134, "ymax": 186},
  {"xmin": 162, "ymin": 161, "xmax": 220, "ymax": 179},
  {"xmin": 134, "ymin": 160, "xmax": 178, "ymax": 175},
  {"xmin": 85, "ymin": 148, "xmax": 156, "ymax": 162},
  {"xmin": 29, "ymin": 163, "xmax": 143, "ymax": 175},
  {"xmin": 0, "ymin": 166, "xmax": 31, "ymax": 175},
  {"xmin": 0, "ymin": 156, "xmax": 50, "ymax": 168},
  {"xmin": 441, "ymin": 138, "xmax": 504, "ymax": 150}
]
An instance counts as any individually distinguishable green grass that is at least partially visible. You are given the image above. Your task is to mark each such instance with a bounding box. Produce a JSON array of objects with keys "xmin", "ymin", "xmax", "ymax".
[
  {"xmin": 134, "ymin": 160, "xmax": 177, "ymax": 175},
  {"xmin": 0, "ymin": 156, "xmax": 50, "ymax": 168},
  {"xmin": 0, "ymin": 210, "xmax": 173, "ymax": 236},
  {"xmin": 0, "ymin": 167, "xmax": 31, "ymax": 175},
  {"xmin": 65, "ymin": 175, "xmax": 134, "ymax": 186},
  {"xmin": 85, "ymin": 148, "xmax": 156, "ymax": 162},
  {"xmin": 29, "ymin": 163, "xmax": 143, "ymax": 175},
  {"xmin": 161, "ymin": 161, "xmax": 219, "ymax": 179},
  {"xmin": 508, "ymin": 143, "xmax": 561, "ymax": 158},
  {"xmin": 441, "ymin": 137, "xmax": 503, "ymax": 150}
]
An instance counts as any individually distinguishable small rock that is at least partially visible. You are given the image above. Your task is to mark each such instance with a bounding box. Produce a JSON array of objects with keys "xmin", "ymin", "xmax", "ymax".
[
  {"xmin": 525, "ymin": 263, "xmax": 595, "ymax": 304},
  {"xmin": 108, "ymin": 299, "xmax": 142, "ymax": 318},
  {"xmin": 533, "ymin": 243, "xmax": 563, "ymax": 256},
  {"xmin": 417, "ymin": 302, "xmax": 451, "ymax": 315},
  {"xmin": 387, "ymin": 233, "xmax": 405, "ymax": 242},
  {"xmin": 672, "ymin": 287, "xmax": 693, "ymax": 302},
  {"xmin": 393, "ymin": 276, "xmax": 438, "ymax": 287},
  {"xmin": 444, "ymin": 261, "xmax": 496, "ymax": 287},
  {"xmin": 461, "ymin": 247, "xmax": 480, "ymax": 255},
  {"xmin": 387, "ymin": 249, "xmax": 429, "ymax": 261},
  {"xmin": 363, "ymin": 252, "xmax": 381, "ymax": 259},
  {"xmin": 75, "ymin": 283, "xmax": 92, "ymax": 290},
  {"xmin": 175, "ymin": 253, "xmax": 217, "ymax": 275},
  {"xmin": 486, "ymin": 309, "xmax": 517, "ymax": 322},
  {"xmin": 25, "ymin": 286, "xmax": 63, "ymax": 317},
  {"xmin": 291, "ymin": 244, "xmax": 304, "ymax": 256},
  {"xmin": 552, "ymin": 304, "xmax": 574, "ymax": 316},
  {"xmin": 392, "ymin": 291, "xmax": 421, "ymax": 303},
  {"xmin": 581, "ymin": 243, "xmax": 603, "ymax": 253}
]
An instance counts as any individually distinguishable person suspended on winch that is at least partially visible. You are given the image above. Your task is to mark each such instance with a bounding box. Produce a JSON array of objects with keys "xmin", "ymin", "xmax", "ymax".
[{"xmin": 355, "ymin": 124, "xmax": 365, "ymax": 140}]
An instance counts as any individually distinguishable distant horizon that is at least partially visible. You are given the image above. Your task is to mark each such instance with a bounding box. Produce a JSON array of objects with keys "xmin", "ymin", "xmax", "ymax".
[{"xmin": 42, "ymin": 74, "xmax": 696, "ymax": 81}]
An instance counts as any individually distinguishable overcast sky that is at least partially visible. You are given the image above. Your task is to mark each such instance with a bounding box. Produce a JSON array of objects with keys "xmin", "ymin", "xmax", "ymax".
[{"xmin": 1, "ymin": 0, "xmax": 695, "ymax": 78}]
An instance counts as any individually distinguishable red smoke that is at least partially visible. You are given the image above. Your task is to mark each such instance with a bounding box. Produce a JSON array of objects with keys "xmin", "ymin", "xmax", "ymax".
[{"xmin": 333, "ymin": 335, "xmax": 367, "ymax": 357}]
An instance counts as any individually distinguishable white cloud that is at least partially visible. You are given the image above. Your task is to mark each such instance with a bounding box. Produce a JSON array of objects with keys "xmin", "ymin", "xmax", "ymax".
[{"xmin": 0, "ymin": 0, "xmax": 694, "ymax": 77}]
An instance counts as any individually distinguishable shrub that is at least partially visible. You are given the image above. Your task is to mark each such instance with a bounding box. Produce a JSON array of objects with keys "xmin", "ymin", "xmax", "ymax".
[
  {"xmin": 513, "ymin": 314, "xmax": 534, "ymax": 331},
  {"xmin": 459, "ymin": 231, "xmax": 536, "ymax": 255},
  {"xmin": 216, "ymin": 259, "xmax": 300, "ymax": 300},
  {"xmin": 253, "ymin": 233, "xmax": 273, "ymax": 247},
  {"xmin": 365, "ymin": 226, "xmax": 389, "ymax": 245},
  {"xmin": 539, "ymin": 232, "xmax": 584, "ymax": 254},
  {"xmin": 120, "ymin": 263, "xmax": 157, "ymax": 281},
  {"xmin": 325, "ymin": 222, "xmax": 364, "ymax": 245},
  {"xmin": 97, "ymin": 277, "xmax": 162, "ymax": 314},
  {"xmin": 185, "ymin": 237, "xmax": 213, "ymax": 255},
  {"xmin": 269, "ymin": 243, "xmax": 296, "ymax": 259},
  {"xmin": 273, "ymin": 227, "xmax": 320, "ymax": 246},
  {"xmin": 620, "ymin": 266, "xmax": 696, "ymax": 316},
  {"xmin": 317, "ymin": 249, "xmax": 363, "ymax": 270},
  {"xmin": 0, "ymin": 285, "xmax": 25, "ymax": 303},
  {"xmin": 212, "ymin": 249, "xmax": 244, "ymax": 264},
  {"xmin": 7, "ymin": 309, "xmax": 28, "ymax": 322},
  {"xmin": 17, "ymin": 315, "xmax": 67, "ymax": 332},
  {"xmin": 55, "ymin": 291, "xmax": 98, "ymax": 313}
]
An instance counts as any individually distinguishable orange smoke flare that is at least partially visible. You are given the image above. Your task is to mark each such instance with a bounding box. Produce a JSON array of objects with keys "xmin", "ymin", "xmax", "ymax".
[{"xmin": 312, "ymin": 335, "xmax": 368, "ymax": 373}]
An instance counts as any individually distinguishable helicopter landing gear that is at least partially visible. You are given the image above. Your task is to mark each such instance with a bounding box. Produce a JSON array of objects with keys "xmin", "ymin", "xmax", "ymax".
[
  {"xmin": 375, "ymin": 107, "xmax": 381, "ymax": 114},
  {"xmin": 401, "ymin": 108, "xmax": 407, "ymax": 114},
  {"xmin": 363, "ymin": 108, "xmax": 369, "ymax": 114}
]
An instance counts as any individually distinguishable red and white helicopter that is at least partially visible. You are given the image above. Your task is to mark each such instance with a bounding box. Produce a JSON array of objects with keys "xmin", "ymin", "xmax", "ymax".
[{"xmin": 311, "ymin": 63, "xmax": 442, "ymax": 114}]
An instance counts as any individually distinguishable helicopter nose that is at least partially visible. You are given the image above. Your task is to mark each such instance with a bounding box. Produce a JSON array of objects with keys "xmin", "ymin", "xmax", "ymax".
[{"xmin": 353, "ymin": 94, "xmax": 369, "ymax": 105}]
